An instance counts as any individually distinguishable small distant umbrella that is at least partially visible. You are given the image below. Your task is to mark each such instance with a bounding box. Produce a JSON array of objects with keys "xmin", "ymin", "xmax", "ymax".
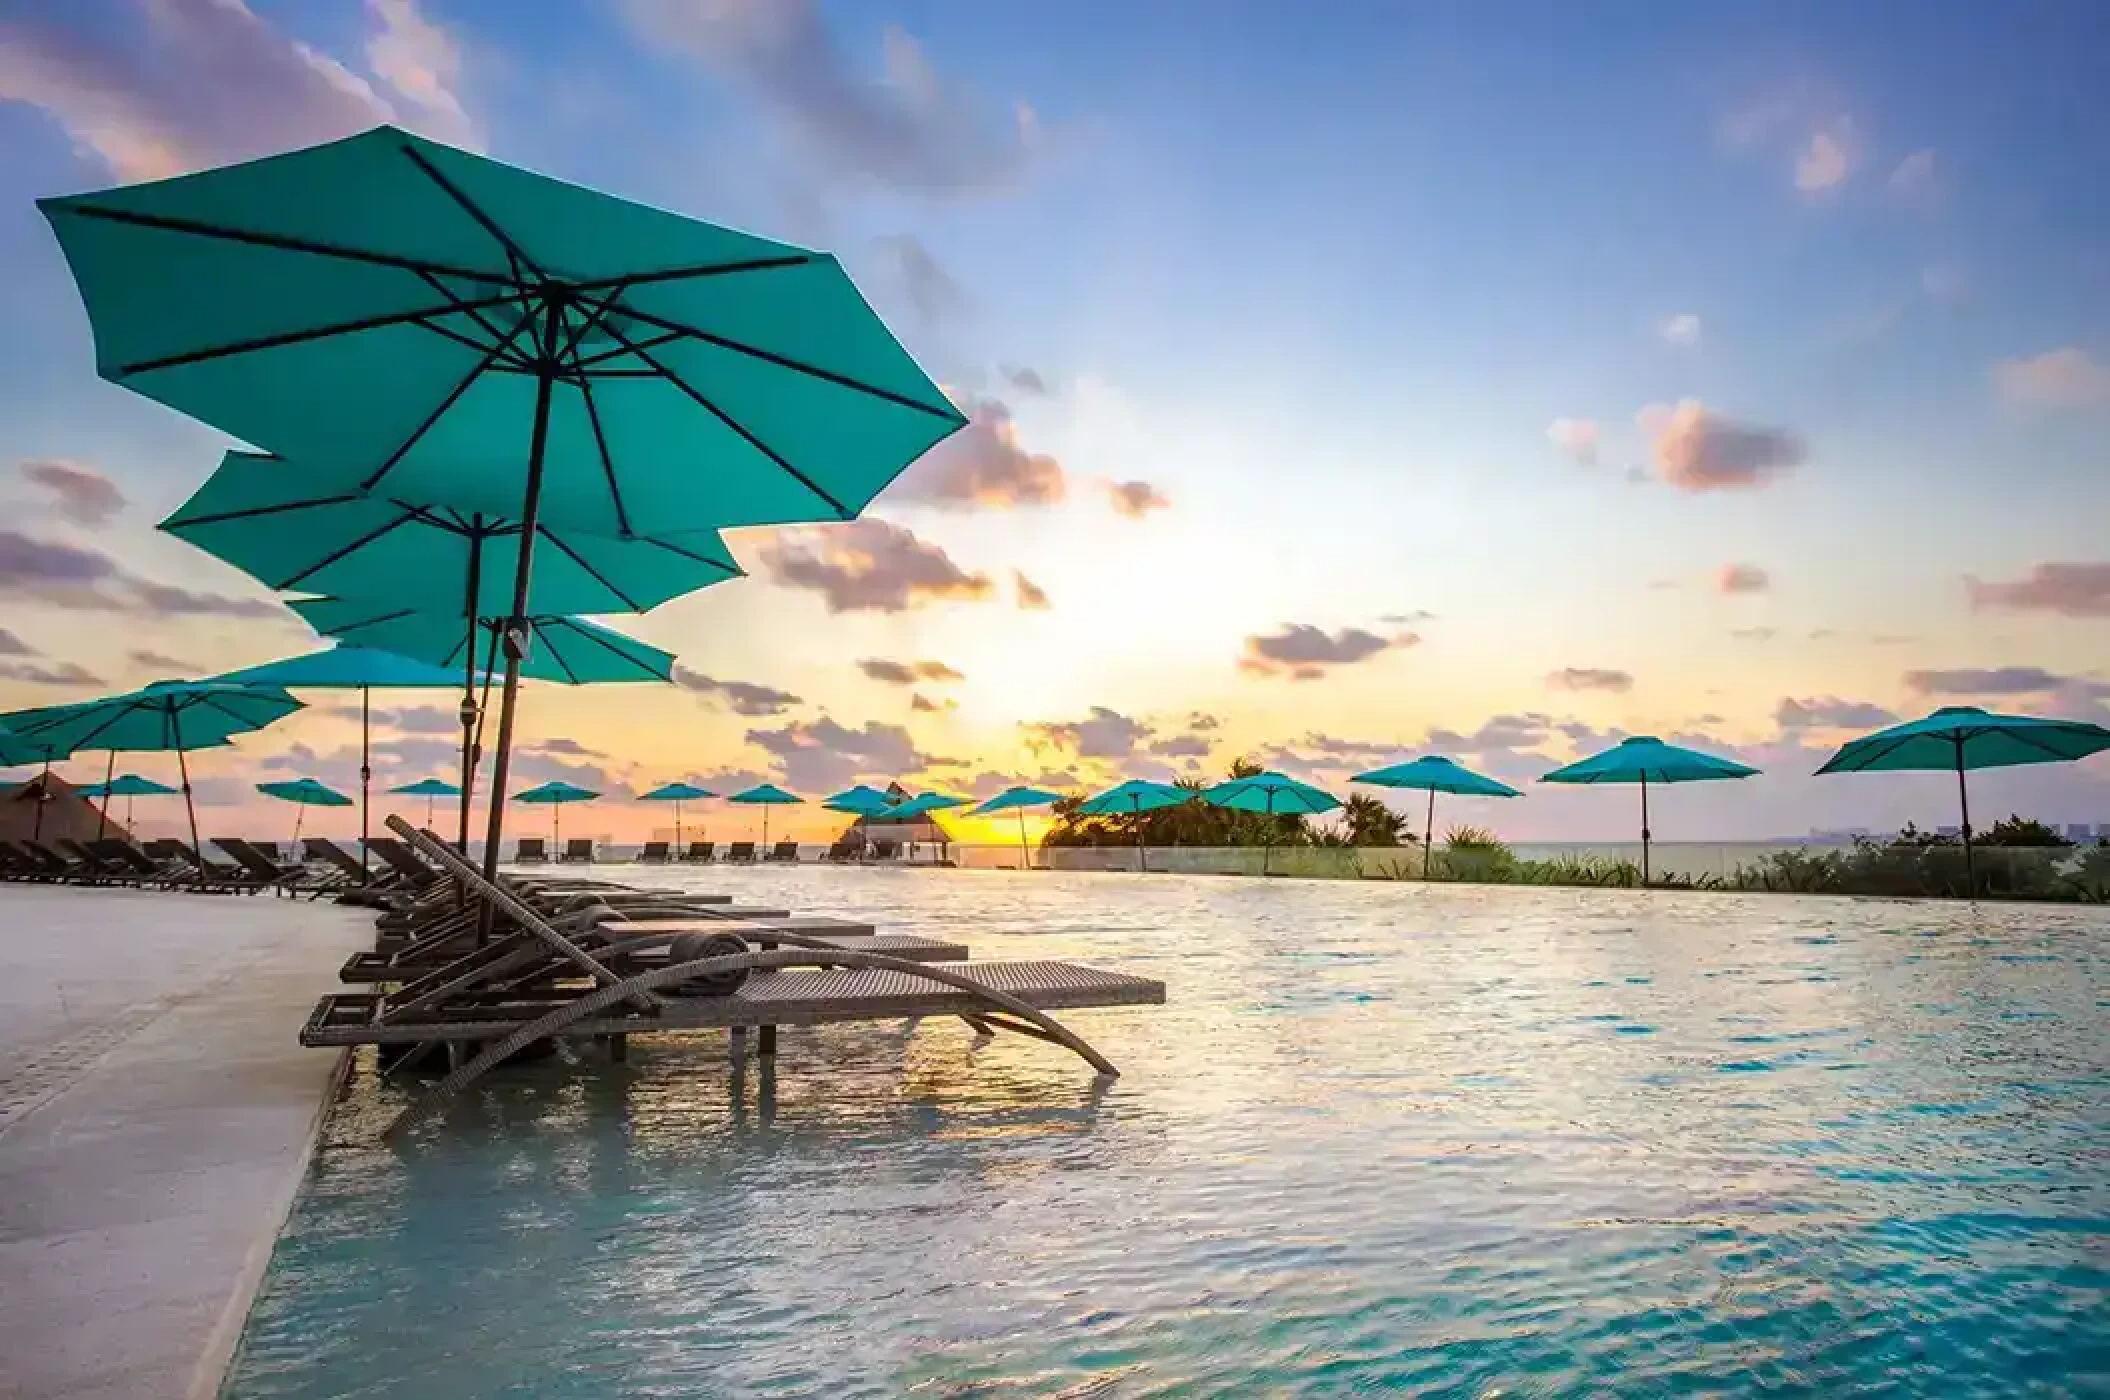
[
  {"xmin": 389, "ymin": 776, "xmax": 462, "ymax": 829},
  {"xmin": 513, "ymin": 779, "xmax": 599, "ymax": 849},
  {"xmin": 728, "ymin": 783, "xmax": 803, "ymax": 848},
  {"xmin": 1352, "ymin": 755, "xmax": 1522, "ymax": 878},
  {"xmin": 1539, "ymin": 736, "xmax": 1758, "ymax": 885},
  {"xmin": 256, "ymin": 776, "xmax": 353, "ymax": 845},
  {"xmin": 80, "ymin": 773, "xmax": 180, "ymax": 836},
  {"xmin": 823, "ymin": 784, "xmax": 895, "ymax": 815},
  {"xmin": 1077, "ymin": 779, "xmax": 1190, "ymax": 873},
  {"xmin": 1201, "ymin": 771, "xmax": 1340, "ymax": 876},
  {"xmin": 870, "ymin": 791, "xmax": 969, "ymax": 864},
  {"xmin": 638, "ymin": 781, "xmax": 715, "ymax": 851},
  {"xmin": 1814, "ymin": 705, "xmax": 2110, "ymax": 894},
  {"xmin": 972, "ymin": 785, "xmax": 1067, "ymax": 871},
  {"xmin": 2, "ymin": 681, "xmax": 300, "ymax": 860}
]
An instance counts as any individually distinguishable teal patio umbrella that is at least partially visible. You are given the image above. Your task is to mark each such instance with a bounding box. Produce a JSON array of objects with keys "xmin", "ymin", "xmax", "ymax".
[
  {"xmin": 2, "ymin": 681, "xmax": 301, "ymax": 859},
  {"xmin": 870, "ymin": 791, "xmax": 969, "ymax": 862},
  {"xmin": 1078, "ymin": 779, "xmax": 1190, "ymax": 873},
  {"xmin": 972, "ymin": 784, "xmax": 1067, "ymax": 870},
  {"xmin": 80, "ymin": 773, "xmax": 181, "ymax": 838},
  {"xmin": 1201, "ymin": 771, "xmax": 1340, "ymax": 875},
  {"xmin": 390, "ymin": 776, "xmax": 461, "ymax": 828},
  {"xmin": 728, "ymin": 783, "xmax": 803, "ymax": 848},
  {"xmin": 212, "ymin": 644, "xmax": 473, "ymax": 867},
  {"xmin": 1539, "ymin": 736, "xmax": 1758, "ymax": 885},
  {"xmin": 289, "ymin": 599, "xmax": 673, "ymax": 684},
  {"xmin": 638, "ymin": 780, "xmax": 715, "ymax": 851},
  {"xmin": 513, "ymin": 779, "xmax": 599, "ymax": 851},
  {"xmin": 256, "ymin": 776, "xmax": 353, "ymax": 845},
  {"xmin": 43, "ymin": 125, "xmax": 962, "ymax": 885},
  {"xmin": 823, "ymin": 784, "xmax": 895, "ymax": 815},
  {"xmin": 1814, "ymin": 705, "xmax": 2110, "ymax": 891},
  {"xmin": 1352, "ymin": 755, "xmax": 1523, "ymax": 878}
]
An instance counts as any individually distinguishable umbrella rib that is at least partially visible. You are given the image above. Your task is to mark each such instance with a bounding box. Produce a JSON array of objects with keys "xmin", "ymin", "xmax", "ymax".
[
  {"xmin": 112, "ymin": 294, "xmax": 522, "ymax": 378},
  {"xmin": 396, "ymin": 142, "xmax": 548, "ymax": 281},
  {"xmin": 642, "ymin": 536, "xmax": 740, "ymax": 578},
  {"xmin": 276, "ymin": 509, "xmax": 424, "ymax": 591},
  {"xmin": 565, "ymin": 255, "xmax": 818, "ymax": 296},
  {"xmin": 163, "ymin": 490, "xmax": 364, "ymax": 529},
  {"xmin": 357, "ymin": 318, "xmax": 537, "ymax": 493},
  {"xmin": 54, "ymin": 203, "xmax": 514, "ymax": 285},
  {"xmin": 546, "ymin": 626, "xmax": 586, "ymax": 684},
  {"xmin": 612, "ymin": 301, "xmax": 967, "ymax": 424},
  {"xmin": 537, "ymin": 528, "xmax": 646, "ymax": 611},
  {"xmin": 558, "ymin": 620, "xmax": 658, "ymax": 679},
  {"xmin": 411, "ymin": 267, "xmax": 520, "ymax": 351},
  {"xmin": 576, "ymin": 380, "xmax": 636, "ymax": 537},
  {"xmin": 593, "ymin": 319, "xmax": 851, "ymax": 517},
  {"xmin": 574, "ymin": 331, "xmax": 685, "ymax": 371}
]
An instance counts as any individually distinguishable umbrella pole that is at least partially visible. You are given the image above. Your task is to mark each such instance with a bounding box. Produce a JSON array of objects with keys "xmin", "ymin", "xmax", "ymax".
[
  {"xmin": 1955, "ymin": 744, "xmax": 1976, "ymax": 898},
  {"xmin": 1424, "ymin": 788, "xmax": 1437, "ymax": 880},
  {"xmin": 31, "ymin": 756, "xmax": 50, "ymax": 841},
  {"xmin": 763, "ymin": 807, "xmax": 770, "ymax": 849},
  {"xmin": 359, "ymin": 685, "xmax": 371, "ymax": 870},
  {"xmin": 176, "ymin": 746, "xmax": 201, "ymax": 867},
  {"xmin": 478, "ymin": 346, "xmax": 559, "ymax": 892},
  {"xmin": 1019, "ymin": 808, "xmax": 1029, "ymax": 871},
  {"xmin": 127, "ymin": 793, "xmax": 135, "ymax": 833},
  {"xmin": 97, "ymin": 750, "xmax": 115, "ymax": 840},
  {"xmin": 457, "ymin": 534, "xmax": 482, "ymax": 857},
  {"xmin": 293, "ymin": 800, "xmax": 304, "ymax": 847},
  {"xmin": 675, "ymin": 799, "xmax": 683, "ymax": 854},
  {"xmin": 1639, "ymin": 775, "xmax": 1651, "ymax": 886}
]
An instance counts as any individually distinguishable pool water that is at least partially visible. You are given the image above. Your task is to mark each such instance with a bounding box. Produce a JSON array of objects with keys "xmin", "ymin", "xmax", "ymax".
[{"xmin": 224, "ymin": 870, "xmax": 2110, "ymax": 1397}]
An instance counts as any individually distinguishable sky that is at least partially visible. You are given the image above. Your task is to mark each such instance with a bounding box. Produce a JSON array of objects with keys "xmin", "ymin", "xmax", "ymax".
[{"xmin": 1, "ymin": 0, "xmax": 2107, "ymax": 846}]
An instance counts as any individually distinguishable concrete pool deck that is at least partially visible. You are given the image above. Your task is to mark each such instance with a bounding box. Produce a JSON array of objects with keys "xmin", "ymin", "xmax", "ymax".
[{"xmin": 0, "ymin": 884, "xmax": 369, "ymax": 1400}]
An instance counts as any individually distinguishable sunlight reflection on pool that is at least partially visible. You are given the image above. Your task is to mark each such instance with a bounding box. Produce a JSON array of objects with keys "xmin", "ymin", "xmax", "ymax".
[{"xmin": 224, "ymin": 869, "xmax": 2110, "ymax": 1397}]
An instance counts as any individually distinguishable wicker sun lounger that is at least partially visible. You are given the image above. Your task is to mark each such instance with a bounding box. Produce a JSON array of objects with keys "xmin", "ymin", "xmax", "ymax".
[
  {"xmin": 140, "ymin": 839, "xmax": 260, "ymax": 892},
  {"xmin": 725, "ymin": 841, "xmax": 756, "ymax": 863},
  {"xmin": 216, "ymin": 837, "xmax": 347, "ymax": 899},
  {"xmin": 562, "ymin": 838, "xmax": 595, "ymax": 864},
  {"xmin": 514, "ymin": 837, "xmax": 549, "ymax": 864},
  {"xmin": 637, "ymin": 840, "xmax": 670, "ymax": 863},
  {"xmin": 304, "ymin": 837, "xmax": 383, "ymax": 887},
  {"xmin": 682, "ymin": 841, "xmax": 715, "ymax": 863}
]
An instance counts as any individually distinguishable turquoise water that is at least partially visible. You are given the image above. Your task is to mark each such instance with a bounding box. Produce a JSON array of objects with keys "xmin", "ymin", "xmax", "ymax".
[{"xmin": 226, "ymin": 871, "xmax": 2110, "ymax": 1397}]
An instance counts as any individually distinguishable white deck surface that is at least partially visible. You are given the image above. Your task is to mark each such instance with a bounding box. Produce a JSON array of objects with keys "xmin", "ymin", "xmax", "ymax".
[{"xmin": 0, "ymin": 885, "xmax": 369, "ymax": 1399}]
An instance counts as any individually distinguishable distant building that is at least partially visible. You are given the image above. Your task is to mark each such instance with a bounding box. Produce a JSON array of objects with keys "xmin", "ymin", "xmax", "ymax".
[{"xmin": 2067, "ymin": 825, "xmax": 2095, "ymax": 842}]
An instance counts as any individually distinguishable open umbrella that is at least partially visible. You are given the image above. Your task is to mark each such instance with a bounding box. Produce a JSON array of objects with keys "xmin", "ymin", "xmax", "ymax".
[
  {"xmin": 389, "ymin": 776, "xmax": 461, "ymax": 829},
  {"xmin": 1077, "ymin": 779, "xmax": 1190, "ymax": 873},
  {"xmin": 288, "ymin": 598, "xmax": 672, "ymax": 683},
  {"xmin": 80, "ymin": 773, "xmax": 181, "ymax": 837},
  {"xmin": 1814, "ymin": 705, "xmax": 2110, "ymax": 892},
  {"xmin": 728, "ymin": 783, "xmax": 802, "ymax": 849},
  {"xmin": 170, "ymin": 450, "xmax": 737, "ymax": 850},
  {"xmin": 0, "ymin": 729, "xmax": 75, "ymax": 841},
  {"xmin": 1539, "ymin": 736, "xmax": 1757, "ymax": 885},
  {"xmin": 823, "ymin": 784, "xmax": 894, "ymax": 815},
  {"xmin": 638, "ymin": 781, "xmax": 715, "ymax": 852},
  {"xmin": 256, "ymin": 776, "xmax": 353, "ymax": 846},
  {"xmin": 42, "ymin": 124, "xmax": 962, "ymax": 886},
  {"xmin": 869, "ymin": 791, "xmax": 969, "ymax": 863},
  {"xmin": 1, "ymin": 681, "xmax": 301, "ymax": 860},
  {"xmin": 1202, "ymin": 770, "xmax": 1340, "ymax": 875},
  {"xmin": 1352, "ymin": 755, "xmax": 1522, "ymax": 878},
  {"xmin": 513, "ymin": 778, "xmax": 598, "ymax": 851},
  {"xmin": 971, "ymin": 785, "xmax": 1067, "ymax": 871},
  {"xmin": 212, "ymin": 644, "xmax": 470, "ymax": 868}
]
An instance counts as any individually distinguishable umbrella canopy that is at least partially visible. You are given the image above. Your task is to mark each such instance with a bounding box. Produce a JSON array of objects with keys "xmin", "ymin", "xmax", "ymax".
[
  {"xmin": 822, "ymin": 784, "xmax": 895, "ymax": 815},
  {"xmin": 390, "ymin": 777, "xmax": 463, "ymax": 797},
  {"xmin": 1201, "ymin": 771, "xmax": 1341, "ymax": 816},
  {"xmin": 258, "ymin": 777, "xmax": 353, "ymax": 807},
  {"xmin": 83, "ymin": 774, "xmax": 180, "ymax": 797},
  {"xmin": 1540, "ymin": 736, "xmax": 1758, "ymax": 884},
  {"xmin": 869, "ymin": 792, "xmax": 970, "ymax": 822},
  {"xmin": 515, "ymin": 780, "xmax": 598, "ymax": 804},
  {"xmin": 288, "ymin": 599, "xmax": 673, "ymax": 683},
  {"xmin": 1, "ymin": 681, "xmax": 301, "ymax": 857},
  {"xmin": 972, "ymin": 785, "xmax": 1066, "ymax": 816},
  {"xmin": 1814, "ymin": 705, "xmax": 2110, "ymax": 892},
  {"xmin": 729, "ymin": 782, "xmax": 801, "ymax": 848},
  {"xmin": 1352, "ymin": 755, "xmax": 1522, "ymax": 876},
  {"xmin": 1077, "ymin": 780, "xmax": 1189, "ymax": 816},
  {"xmin": 165, "ymin": 450, "xmax": 741, "ymax": 615},
  {"xmin": 639, "ymin": 780, "xmax": 714, "ymax": 848}
]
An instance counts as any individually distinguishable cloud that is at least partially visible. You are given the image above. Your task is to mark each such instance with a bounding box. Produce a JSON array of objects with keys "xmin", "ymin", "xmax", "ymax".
[
  {"xmin": 1640, "ymin": 400, "xmax": 1805, "ymax": 490},
  {"xmin": 0, "ymin": 627, "xmax": 29, "ymax": 657},
  {"xmin": 909, "ymin": 692, "xmax": 955, "ymax": 714},
  {"xmin": 1148, "ymin": 734, "xmax": 1211, "ymax": 758},
  {"xmin": 1994, "ymin": 349, "xmax": 2110, "ymax": 408},
  {"xmin": 889, "ymin": 395, "xmax": 1065, "ymax": 509},
  {"xmin": 1775, "ymin": 697, "xmax": 1900, "ymax": 730},
  {"xmin": 1002, "ymin": 365, "xmax": 1049, "ymax": 395},
  {"xmin": 21, "ymin": 460, "xmax": 124, "ymax": 526},
  {"xmin": 1546, "ymin": 418, "xmax": 1600, "ymax": 465},
  {"xmin": 526, "ymin": 737, "xmax": 602, "ymax": 758},
  {"xmin": 1026, "ymin": 706, "xmax": 1151, "ymax": 760},
  {"xmin": 875, "ymin": 234, "xmax": 968, "ymax": 326},
  {"xmin": 1014, "ymin": 570, "xmax": 1051, "ymax": 610},
  {"xmin": 672, "ymin": 665, "xmax": 803, "ymax": 716},
  {"xmin": 758, "ymin": 519, "xmax": 994, "ymax": 612},
  {"xmin": 621, "ymin": 0, "xmax": 1034, "ymax": 194},
  {"xmin": 1240, "ymin": 624, "xmax": 1402, "ymax": 681},
  {"xmin": 370, "ymin": 703, "xmax": 461, "ymax": 735},
  {"xmin": 959, "ymin": 766, "xmax": 1082, "ymax": 800},
  {"xmin": 127, "ymin": 648, "xmax": 196, "ymax": 673},
  {"xmin": 1189, "ymin": 712, "xmax": 1221, "ymax": 731},
  {"xmin": 0, "ymin": 658, "xmax": 102, "ymax": 687},
  {"xmin": 1730, "ymin": 627, "xmax": 1778, "ymax": 643},
  {"xmin": 1794, "ymin": 123, "xmax": 1855, "ymax": 191},
  {"xmin": 1717, "ymin": 562, "xmax": 1771, "ymax": 595},
  {"xmin": 1547, "ymin": 667, "xmax": 1634, "ymax": 694},
  {"xmin": 858, "ymin": 658, "xmax": 962, "ymax": 685},
  {"xmin": 1107, "ymin": 480, "xmax": 1170, "ymax": 520},
  {"xmin": 1660, "ymin": 313, "xmax": 1702, "ymax": 348},
  {"xmin": 1904, "ymin": 666, "xmax": 2069, "ymax": 697},
  {"xmin": 1381, "ymin": 611, "xmax": 1435, "ymax": 626},
  {"xmin": 0, "ymin": 529, "xmax": 284, "ymax": 619},
  {"xmin": 1966, "ymin": 562, "xmax": 2110, "ymax": 618},
  {"xmin": 0, "ymin": 0, "xmax": 477, "ymax": 185},
  {"xmin": 746, "ymin": 715, "xmax": 934, "ymax": 791},
  {"xmin": 1889, "ymin": 148, "xmax": 1938, "ymax": 198}
]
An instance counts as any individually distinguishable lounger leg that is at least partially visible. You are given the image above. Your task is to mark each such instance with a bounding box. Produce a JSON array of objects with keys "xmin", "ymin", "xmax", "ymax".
[
  {"xmin": 607, "ymin": 1034, "xmax": 627, "ymax": 1063},
  {"xmin": 758, "ymin": 1024, "xmax": 777, "ymax": 1057},
  {"xmin": 729, "ymin": 1025, "xmax": 747, "ymax": 1065}
]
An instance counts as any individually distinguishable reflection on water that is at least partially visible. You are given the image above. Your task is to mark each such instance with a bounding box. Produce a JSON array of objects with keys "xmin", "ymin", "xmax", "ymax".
[{"xmin": 225, "ymin": 869, "xmax": 2110, "ymax": 1397}]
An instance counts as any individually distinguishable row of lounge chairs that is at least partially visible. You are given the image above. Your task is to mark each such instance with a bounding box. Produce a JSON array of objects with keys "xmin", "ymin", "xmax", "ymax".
[
  {"xmin": 0, "ymin": 833, "xmax": 445, "ymax": 899},
  {"xmin": 300, "ymin": 815, "xmax": 1167, "ymax": 1140},
  {"xmin": 630, "ymin": 840, "xmax": 803, "ymax": 864}
]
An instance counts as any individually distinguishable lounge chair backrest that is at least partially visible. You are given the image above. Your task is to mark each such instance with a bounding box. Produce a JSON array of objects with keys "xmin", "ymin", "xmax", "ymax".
[
  {"xmin": 304, "ymin": 838, "xmax": 370, "ymax": 878},
  {"xmin": 564, "ymin": 838, "xmax": 594, "ymax": 862},
  {"xmin": 873, "ymin": 840, "xmax": 897, "ymax": 859},
  {"xmin": 515, "ymin": 837, "xmax": 547, "ymax": 862},
  {"xmin": 640, "ymin": 840, "xmax": 669, "ymax": 861},
  {"xmin": 23, "ymin": 839, "xmax": 79, "ymax": 873},
  {"xmin": 728, "ymin": 841, "xmax": 755, "ymax": 861},
  {"xmin": 770, "ymin": 841, "xmax": 798, "ymax": 861},
  {"xmin": 90, "ymin": 839, "xmax": 160, "ymax": 876},
  {"xmin": 215, "ymin": 838, "xmax": 284, "ymax": 878},
  {"xmin": 365, "ymin": 837, "xmax": 436, "ymax": 880}
]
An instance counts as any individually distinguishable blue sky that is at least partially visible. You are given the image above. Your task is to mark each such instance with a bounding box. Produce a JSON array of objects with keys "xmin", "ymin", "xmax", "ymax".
[{"xmin": 0, "ymin": 0, "xmax": 2106, "ymax": 842}]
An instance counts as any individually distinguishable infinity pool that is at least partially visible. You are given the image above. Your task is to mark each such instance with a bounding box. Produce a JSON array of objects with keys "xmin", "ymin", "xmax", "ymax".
[{"xmin": 224, "ymin": 870, "xmax": 2110, "ymax": 1397}]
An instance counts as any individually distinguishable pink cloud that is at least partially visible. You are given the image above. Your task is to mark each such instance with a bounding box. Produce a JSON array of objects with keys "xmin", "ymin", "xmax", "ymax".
[
  {"xmin": 1640, "ymin": 400, "xmax": 1805, "ymax": 491},
  {"xmin": 1717, "ymin": 562, "xmax": 1771, "ymax": 595},
  {"xmin": 1966, "ymin": 562, "xmax": 2110, "ymax": 618}
]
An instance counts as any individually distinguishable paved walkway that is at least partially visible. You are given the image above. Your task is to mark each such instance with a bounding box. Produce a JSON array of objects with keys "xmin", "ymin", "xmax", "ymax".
[{"xmin": 0, "ymin": 885, "xmax": 370, "ymax": 1399}]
